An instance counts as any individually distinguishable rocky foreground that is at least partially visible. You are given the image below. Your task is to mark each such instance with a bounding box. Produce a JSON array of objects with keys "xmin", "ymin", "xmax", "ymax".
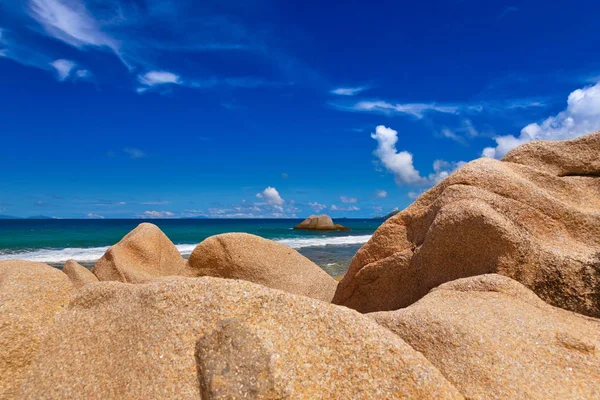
[{"xmin": 1, "ymin": 132, "xmax": 600, "ymax": 399}]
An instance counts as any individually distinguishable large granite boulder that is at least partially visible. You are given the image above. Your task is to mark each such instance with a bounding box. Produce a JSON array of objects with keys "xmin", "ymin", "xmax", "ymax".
[
  {"xmin": 371, "ymin": 274, "xmax": 600, "ymax": 399},
  {"xmin": 187, "ymin": 233, "xmax": 338, "ymax": 302},
  {"xmin": 92, "ymin": 223, "xmax": 188, "ymax": 283},
  {"xmin": 0, "ymin": 261, "xmax": 73, "ymax": 398},
  {"xmin": 18, "ymin": 277, "xmax": 462, "ymax": 399},
  {"xmin": 62, "ymin": 259, "xmax": 98, "ymax": 288},
  {"xmin": 334, "ymin": 132, "xmax": 600, "ymax": 316},
  {"xmin": 294, "ymin": 214, "xmax": 350, "ymax": 231}
]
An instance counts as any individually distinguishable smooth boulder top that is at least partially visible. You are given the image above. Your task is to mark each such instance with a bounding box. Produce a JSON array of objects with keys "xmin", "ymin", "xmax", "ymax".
[
  {"xmin": 334, "ymin": 131, "xmax": 600, "ymax": 316},
  {"xmin": 371, "ymin": 274, "xmax": 600, "ymax": 399},
  {"xmin": 92, "ymin": 222, "xmax": 188, "ymax": 283},
  {"xmin": 62, "ymin": 259, "xmax": 98, "ymax": 288},
  {"xmin": 293, "ymin": 214, "xmax": 350, "ymax": 231},
  {"xmin": 187, "ymin": 232, "xmax": 338, "ymax": 302},
  {"xmin": 18, "ymin": 277, "xmax": 462, "ymax": 399},
  {"xmin": 0, "ymin": 261, "xmax": 73, "ymax": 399},
  {"xmin": 503, "ymin": 130, "xmax": 600, "ymax": 176}
]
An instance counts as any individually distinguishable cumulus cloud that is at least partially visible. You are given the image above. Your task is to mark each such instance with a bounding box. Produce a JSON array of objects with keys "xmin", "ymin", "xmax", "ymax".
[
  {"xmin": 407, "ymin": 191, "xmax": 421, "ymax": 200},
  {"xmin": 256, "ymin": 186, "xmax": 285, "ymax": 210},
  {"xmin": 340, "ymin": 196, "xmax": 357, "ymax": 204},
  {"xmin": 308, "ymin": 202, "xmax": 327, "ymax": 212},
  {"xmin": 330, "ymin": 86, "xmax": 369, "ymax": 96},
  {"xmin": 50, "ymin": 59, "xmax": 76, "ymax": 80},
  {"xmin": 140, "ymin": 211, "xmax": 174, "ymax": 218},
  {"xmin": 123, "ymin": 148, "xmax": 146, "ymax": 159},
  {"xmin": 371, "ymin": 125, "xmax": 425, "ymax": 185},
  {"xmin": 372, "ymin": 125, "xmax": 466, "ymax": 186},
  {"xmin": 482, "ymin": 81, "xmax": 600, "ymax": 158},
  {"xmin": 375, "ymin": 190, "xmax": 388, "ymax": 198}
]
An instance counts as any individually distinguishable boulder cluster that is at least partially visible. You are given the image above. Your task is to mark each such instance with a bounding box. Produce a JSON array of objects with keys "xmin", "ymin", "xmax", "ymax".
[{"xmin": 1, "ymin": 132, "xmax": 599, "ymax": 399}]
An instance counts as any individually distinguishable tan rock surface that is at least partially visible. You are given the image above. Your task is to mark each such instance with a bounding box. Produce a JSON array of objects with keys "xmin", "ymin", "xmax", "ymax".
[
  {"xmin": 293, "ymin": 214, "xmax": 350, "ymax": 231},
  {"xmin": 62, "ymin": 259, "xmax": 98, "ymax": 288},
  {"xmin": 19, "ymin": 277, "xmax": 462, "ymax": 399},
  {"xmin": 334, "ymin": 132, "xmax": 600, "ymax": 316},
  {"xmin": 371, "ymin": 274, "xmax": 600, "ymax": 399},
  {"xmin": 92, "ymin": 223, "xmax": 188, "ymax": 283},
  {"xmin": 0, "ymin": 260, "xmax": 73, "ymax": 398},
  {"xmin": 187, "ymin": 233, "xmax": 338, "ymax": 302},
  {"xmin": 503, "ymin": 130, "xmax": 600, "ymax": 176}
]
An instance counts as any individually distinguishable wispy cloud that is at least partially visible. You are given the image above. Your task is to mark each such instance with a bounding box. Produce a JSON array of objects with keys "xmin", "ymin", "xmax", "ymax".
[
  {"xmin": 138, "ymin": 210, "xmax": 175, "ymax": 218},
  {"xmin": 498, "ymin": 6, "xmax": 519, "ymax": 20},
  {"xmin": 334, "ymin": 100, "xmax": 459, "ymax": 119},
  {"xmin": 86, "ymin": 212, "xmax": 104, "ymax": 219},
  {"xmin": 28, "ymin": 0, "xmax": 122, "ymax": 60},
  {"xmin": 308, "ymin": 201, "xmax": 327, "ymax": 212},
  {"xmin": 330, "ymin": 86, "xmax": 370, "ymax": 96},
  {"xmin": 50, "ymin": 59, "xmax": 75, "ymax": 80},
  {"xmin": 330, "ymin": 204, "xmax": 360, "ymax": 212},
  {"xmin": 123, "ymin": 148, "xmax": 146, "ymax": 159},
  {"xmin": 340, "ymin": 196, "xmax": 357, "ymax": 204},
  {"xmin": 375, "ymin": 190, "xmax": 388, "ymax": 198}
]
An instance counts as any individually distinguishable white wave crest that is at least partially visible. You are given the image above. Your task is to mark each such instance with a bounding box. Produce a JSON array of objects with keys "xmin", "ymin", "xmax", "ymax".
[{"xmin": 0, "ymin": 235, "xmax": 371, "ymax": 264}]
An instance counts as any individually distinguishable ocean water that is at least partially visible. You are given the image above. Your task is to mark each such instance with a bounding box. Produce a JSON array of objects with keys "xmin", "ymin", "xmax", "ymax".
[{"xmin": 0, "ymin": 219, "xmax": 381, "ymax": 277}]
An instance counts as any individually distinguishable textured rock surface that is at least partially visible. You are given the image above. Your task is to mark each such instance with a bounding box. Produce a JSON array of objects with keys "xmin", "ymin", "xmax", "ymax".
[
  {"xmin": 0, "ymin": 261, "xmax": 73, "ymax": 399},
  {"xmin": 92, "ymin": 223, "xmax": 188, "ymax": 283},
  {"xmin": 504, "ymin": 130, "xmax": 600, "ymax": 176},
  {"xmin": 19, "ymin": 277, "xmax": 462, "ymax": 399},
  {"xmin": 293, "ymin": 214, "xmax": 350, "ymax": 231},
  {"xmin": 188, "ymin": 233, "xmax": 338, "ymax": 302},
  {"xmin": 62, "ymin": 259, "xmax": 98, "ymax": 288},
  {"xmin": 334, "ymin": 132, "xmax": 600, "ymax": 316},
  {"xmin": 371, "ymin": 274, "xmax": 600, "ymax": 399}
]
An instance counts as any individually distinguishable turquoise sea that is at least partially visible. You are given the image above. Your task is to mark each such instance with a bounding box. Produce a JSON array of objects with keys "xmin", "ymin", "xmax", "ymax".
[{"xmin": 0, "ymin": 219, "xmax": 381, "ymax": 277}]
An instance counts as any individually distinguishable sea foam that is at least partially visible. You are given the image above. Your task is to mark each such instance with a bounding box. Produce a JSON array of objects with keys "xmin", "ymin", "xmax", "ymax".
[{"xmin": 0, "ymin": 235, "xmax": 372, "ymax": 263}]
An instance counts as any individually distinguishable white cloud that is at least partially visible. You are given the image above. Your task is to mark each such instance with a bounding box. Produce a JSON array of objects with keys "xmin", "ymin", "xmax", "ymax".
[
  {"xmin": 371, "ymin": 125, "xmax": 425, "ymax": 185},
  {"xmin": 256, "ymin": 186, "xmax": 285, "ymax": 210},
  {"xmin": 372, "ymin": 125, "xmax": 466, "ymax": 187},
  {"xmin": 50, "ymin": 59, "xmax": 76, "ymax": 80},
  {"xmin": 428, "ymin": 160, "xmax": 466, "ymax": 183},
  {"xmin": 375, "ymin": 190, "xmax": 388, "ymax": 198},
  {"xmin": 140, "ymin": 211, "xmax": 175, "ymax": 218},
  {"xmin": 344, "ymin": 100, "xmax": 459, "ymax": 119},
  {"xmin": 123, "ymin": 148, "xmax": 146, "ymax": 159},
  {"xmin": 75, "ymin": 69, "xmax": 90, "ymax": 79},
  {"xmin": 340, "ymin": 196, "xmax": 357, "ymax": 204},
  {"xmin": 482, "ymin": 81, "xmax": 600, "ymax": 158},
  {"xmin": 330, "ymin": 86, "xmax": 369, "ymax": 96},
  {"xmin": 440, "ymin": 128, "xmax": 467, "ymax": 144},
  {"xmin": 28, "ymin": 0, "xmax": 120, "ymax": 55},
  {"xmin": 330, "ymin": 205, "xmax": 360, "ymax": 212},
  {"xmin": 308, "ymin": 202, "xmax": 327, "ymax": 212},
  {"xmin": 137, "ymin": 71, "xmax": 182, "ymax": 92},
  {"xmin": 86, "ymin": 213, "xmax": 104, "ymax": 219},
  {"xmin": 407, "ymin": 191, "xmax": 420, "ymax": 200}
]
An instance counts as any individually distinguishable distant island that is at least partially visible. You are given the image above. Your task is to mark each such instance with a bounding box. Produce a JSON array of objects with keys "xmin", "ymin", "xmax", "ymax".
[
  {"xmin": 0, "ymin": 215, "xmax": 56, "ymax": 220},
  {"xmin": 373, "ymin": 209, "xmax": 400, "ymax": 220}
]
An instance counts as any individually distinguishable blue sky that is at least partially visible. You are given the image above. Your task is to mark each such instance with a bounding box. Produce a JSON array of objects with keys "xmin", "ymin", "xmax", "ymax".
[{"xmin": 1, "ymin": 0, "xmax": 599, "ymax": 218}]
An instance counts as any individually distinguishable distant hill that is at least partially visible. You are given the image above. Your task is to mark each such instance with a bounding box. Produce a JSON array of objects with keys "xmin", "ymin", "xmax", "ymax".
[
  {"xmin": 26, "ymin": 215, "xmax": 55, "ymax": 219},
  {"xmin": 374, "ymin": 209, "xmax": 400, "ymax": 220},
  {"xmin": 0, "ymin": 215, "xmax": 20, "ymax": 219}
]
